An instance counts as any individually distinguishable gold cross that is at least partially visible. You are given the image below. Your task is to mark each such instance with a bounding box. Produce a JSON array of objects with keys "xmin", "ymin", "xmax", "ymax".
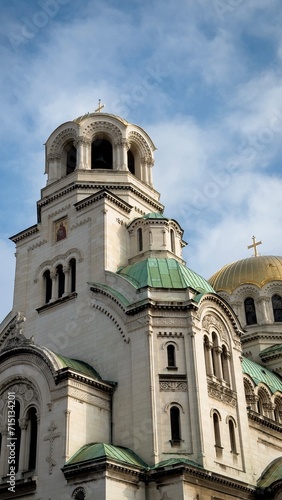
[
  {"xmin": 247, "ymin": 236, "xmax": 262, "ymax": 257},
  {"xmin": 95, "ymin": 99, "xmax": 105, "ymax": 113}
]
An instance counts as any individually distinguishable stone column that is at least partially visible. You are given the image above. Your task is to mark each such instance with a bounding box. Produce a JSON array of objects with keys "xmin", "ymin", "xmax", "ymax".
[
  {"xmin": 18, "ymin": 418, "xmax": 28, "ymax": 473},
  {"xmin": 0, "ymin": 425, "xmax": 8, "ymax": 477},
  {"xmin": 63, "ymin": 266, "xmax": 70, "ymax": 296},
  {"xmin": 257, "ymin": 297, "xmax": 272, "ymax": 324},
  {"xmin": 50, "ymin": 270, "xmax": 57, "ymax": 302},
  {"xmin": 47, "ymin": 154, "xmax": 61, "ymax": 184},
  {"xmin": 75, "ymin": 137, "xmax": 91, "ymax": 169},
  {"xmin": 214, "ymin": 346, "xmax": 223, "ymax": 380},
  {"xmin": 204, "ymin": 340, "xmax": 213, "ymax": 376}
]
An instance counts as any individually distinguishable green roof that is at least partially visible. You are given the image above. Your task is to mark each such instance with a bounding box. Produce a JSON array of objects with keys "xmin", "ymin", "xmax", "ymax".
[
  {"xmin": 260, "ymin": 343, "xmax": 282, "ymax": 357},
  {"xmin": 117, "ymin": 258, "xmax": 215, "ymax": 293},
  {"xmin": 142, "ymin": 212, "xmax": 167, "ymax": 220},
  {"xmin": 242, "ymin": 357, "xmax": 282, "ymax": 394},
  {"xmin": 54, "ymin": 353, "xmax": 102, "ymax": 380},
  {"xmin": 66, "ymin": 443, "xmax": 148, "ymax": 469},
  {"xmin": 258, "ymin": 458, "xmax": 282, "ymax": 489},
  {"xmin": 151, "ymin": 457, "xmax": 202, "ymax": 470}
]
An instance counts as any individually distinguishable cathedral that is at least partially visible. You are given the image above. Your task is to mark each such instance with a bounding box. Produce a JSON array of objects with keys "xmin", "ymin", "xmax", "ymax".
[{"xmin": 0, "ymin": 110, "xmax": 282, "ymax": 500}]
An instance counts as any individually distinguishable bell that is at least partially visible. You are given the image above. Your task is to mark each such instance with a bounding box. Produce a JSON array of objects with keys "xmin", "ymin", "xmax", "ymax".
[{"xmin": 92, "ymin": 153, "xmax": 107, "ymax": 169}]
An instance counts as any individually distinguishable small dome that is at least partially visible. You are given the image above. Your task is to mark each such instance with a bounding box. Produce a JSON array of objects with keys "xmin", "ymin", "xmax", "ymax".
[
  {"xmin": 118, "ymin": 257, "xmax": 215, "ymax": 293},
  {"xmin": 209, "ymin": 255, "xmax": 282, "ymax": 294},
  {"xmin": 142, "ymin": 212, "xmax": 167, "ymax": 220}
]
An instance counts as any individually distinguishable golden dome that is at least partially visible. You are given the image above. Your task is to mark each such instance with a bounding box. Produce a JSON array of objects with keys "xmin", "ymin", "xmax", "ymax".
[{"xmin": 209, "ymin": 256, "xmax": 282, "ymax": 294}]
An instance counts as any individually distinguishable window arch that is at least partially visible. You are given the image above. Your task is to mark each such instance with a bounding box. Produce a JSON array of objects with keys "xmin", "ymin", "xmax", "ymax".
[
  {"xmin": 212, "ymin": 411, "xmax": 222, "ymax": 453},
  {"xmin": 127, "ymin": 149, "xmax": 135, "ymax": 174},
  {"xmin": 170, "ymin": 406, "xmax": 181, "ymax": 443},
  {"xmin": 43, "ymin": 269, "xmax": 52, "ymax": 304},
  {"xmin": 91, "ymin": 138, "xmax": 113, "ymax": 169},
  {"xmin": 137, "ymin": 228, "xmax": 143, "ymax": 252},
  {"xmin": 274, "ymin": 397, "xmax": 282, "ymax": 423},
  {"xmin": 72, "ymin": 487, "xmax": 86, "ymax": 500},
  {"xmin": 244, "ymin": 297, "xmax": 257, "ymax": 325},
  {"xmin": 167, "ymin": 344, "xmax": 176, "ymax": 368},
  {"xmin": 170, "ymin": 229, "xmax": 175, "ymax": 253},
  {"xmin": 272, "ymin": 294, "xmax": 282, "ymax": 322},
  {"xmin": 257, "ymin": 387, "xmax": 271, "ymax": 416},
  {"xmin": 228, "ymin": 418, "xmax": 237, "ymax": 454}
]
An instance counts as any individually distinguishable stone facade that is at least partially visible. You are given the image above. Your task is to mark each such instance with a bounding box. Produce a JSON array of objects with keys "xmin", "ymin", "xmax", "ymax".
[{"xmin": 0, "ymin": 112, "xmax": 282, "ymax": 499}]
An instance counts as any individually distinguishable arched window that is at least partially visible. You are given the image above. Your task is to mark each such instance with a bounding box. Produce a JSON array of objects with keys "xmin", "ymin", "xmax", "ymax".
[
  {"xmin": 72, "ymin": 487, "xmax": 86, "ymax": 500},
  {"xmin": 228, "ymin": 419, "xmax": 237, "ymax": 454},
  {"xmin": 91, "ymin": 139, "xmax": 113, "ymax": 169},
  {"xmin": 167, "ymin": 344, "xmax": 176, "ymax": 368},
  {"xmin": 43, "ymin": 269, "xmax": 52, "ymax": 304},
  {"xmin": 272, "ymin": 294, "xmax": 282, "ymax": 322},
  {"xmin": 137, "ymin": 228, "xmax": 143, "ymax": 252},
  {"xmin": 66, "ymin": 143, "xmax": 77, "ymax": 175},
  {"xmin": 127, "ymin": 150, "xmax": 135, "ymax": 174},
  {"xmin": 244, "ymin": 297, "xmax": 257, "ymax": 325},
  {"xmin": 15, "ymin": 400, "xmax": 21, "ymax": 473},
  {"xmin": 27, "ymin": 407, "xmax": 38, "ymax": 470},
  {"xmin": 56, "ymin": 264, "xmax": 65, "ymax": 298},
  {"xmin": 213, "ymin": 412, "xmax": 221, "ymax": 449},
  {"xmin": 170, "ymin": 229, "xmax": 175, "ymax": 253},
  {"xmin": 170, "ymin": 406, "xmax": 181, "ymax": 442},
  {"xmin": 69, "ymin": 258, "xmax": 76, "ymax": 293}
]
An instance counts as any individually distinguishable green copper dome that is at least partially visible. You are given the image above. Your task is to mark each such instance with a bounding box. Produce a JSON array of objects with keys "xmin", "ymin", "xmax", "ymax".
[
  {"xmin": 118, "ymin": 258, "xmax": 215, "ymax": 293},
  {"xmin": 242, "ymin": 356, "xmax": 282, "ymax": 394},
  {"xmin": 142, "ymin": 212, "xmax": 167, "ymax": 220}
]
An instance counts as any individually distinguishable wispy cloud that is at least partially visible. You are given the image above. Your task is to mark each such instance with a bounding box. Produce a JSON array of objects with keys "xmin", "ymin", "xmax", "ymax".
[{"xmin": 1, "ymin": 0, "xmax": 282, "ymax": 318}]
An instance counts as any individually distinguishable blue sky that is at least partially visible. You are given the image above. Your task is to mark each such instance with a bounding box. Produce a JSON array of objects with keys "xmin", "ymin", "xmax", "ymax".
[{"xmin": 1, "ymin": 0, "xmax": 282, "ymax": 319}]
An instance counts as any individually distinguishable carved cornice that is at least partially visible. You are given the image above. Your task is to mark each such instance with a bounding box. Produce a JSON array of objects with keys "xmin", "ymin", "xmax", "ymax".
[
  {"xmin": 248, "ymin": 409, "xmax": 282, "ymax": 432},
  {"xmin": 38, "ymin": 183, "xmax": 163, "ymax": 212},
  {"xmin": 74, "ymin": 188, "xmax": 132, "ymax": 214},
  {"xmin": 10, "ymin": 224, "xmax": 39, "ymax": 243}
]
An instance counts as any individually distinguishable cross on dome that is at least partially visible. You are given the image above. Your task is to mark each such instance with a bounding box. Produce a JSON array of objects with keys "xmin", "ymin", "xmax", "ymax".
[
  {"xmin": 95, "ymin": 99, "xmax": 105, "ymax": 112},
  {"xmin": 247, "ymin": 235, "xmax": 262, "ymax": 257}
]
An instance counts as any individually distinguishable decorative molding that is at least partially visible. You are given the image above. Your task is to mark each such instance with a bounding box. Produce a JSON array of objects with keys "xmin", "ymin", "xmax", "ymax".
[
  {"xmin": 38, "ymin": 183, "xmax": 163, "ymax": 212},
  {"xmin": 49, "ymin": 127, "xmax": 77, "ymax": 155},
  {"xmin": 43, "ymin": 420, "xmax": 61, "ymax": 474},
  {"xmin": 207, "ymin": 378, "xmax": 237, "ymax": 407},
  {"xmin": 70, "ymin": 216, "xmax": 91, "ymax": 229},
  {"xmin": 92, "ymin": 302, "xmax": 129, "ymax": 343},
  {"xmin": 0, "ymin": 381, "xmax": 39, "ymax": 416},
  {"xmin": 27, "ymin": 239, "xmax": 47, "ymax": 251},
  {"xmin": 48, "ymin": 204, "xmax": 71, "ymax": 218},
  {"xmin": 84, "ymin": 120, "xmax": 123, "ymax": 142},
  {"xmin": 160, "ymin": 381, "xmax": 187, "ymax": 392},
  {"xmin": 202, "ymin": 314, "xmax": 226, "ymax": 340},
  {"xmin": 157, "ymin": 331, "xmax": 183, "ymax": 338},
  {"xmin": 128, "ymin": 130, "xmax": 152, "ymax": 158}
]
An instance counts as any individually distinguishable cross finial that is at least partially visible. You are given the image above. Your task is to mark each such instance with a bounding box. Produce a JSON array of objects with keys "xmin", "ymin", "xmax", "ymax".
[
  {"xmin": 95, "ymin": 99, "xmax": 105, "ymax": 113},
  {"xmin": 247, "ymin": 236, "xmax": 262, "ymax": 257}
]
